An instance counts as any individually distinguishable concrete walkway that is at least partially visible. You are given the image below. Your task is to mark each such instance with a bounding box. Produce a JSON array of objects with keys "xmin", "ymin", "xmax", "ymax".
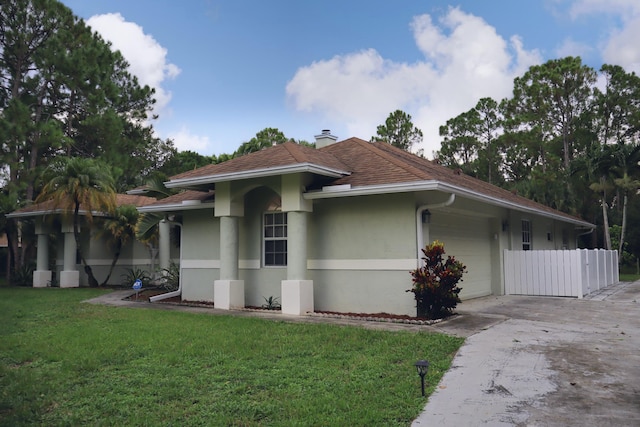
[
  {"xmin": 87, "ymin": 282, "xmax": 640, "ymax": 426},
  {"xmin": 413, "ymin": 281, "xmax": 640, "ymax": 426}
]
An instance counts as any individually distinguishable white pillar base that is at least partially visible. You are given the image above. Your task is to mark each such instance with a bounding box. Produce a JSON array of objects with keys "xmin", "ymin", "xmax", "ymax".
[
  {"xmin": 33, "ymin": 270, "xmax": 52, "ymax": 288},
  {"xmin": 214, "ymin": 280, "xmax": 244, "ymax": 310},
  {"xmin": 281, "ymin": 280, "xmax": 314, "ymax": 315},
  {"xmin": 60, "ymin": 270, "xmax": 80, "ymax": 288}
]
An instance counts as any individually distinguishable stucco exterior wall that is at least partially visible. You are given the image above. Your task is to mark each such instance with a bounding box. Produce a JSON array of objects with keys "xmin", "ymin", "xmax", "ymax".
[
  {"xmin": 309, "ymin": 193, "xmax": 416, "ymax": 260},
  {"xmin": 307, "ymin": 193, "xmax": 417, "ymax": 316},
  {"xmin": 172, "ymin": 185, "xmax": 589, "ymax": 314},
  {"xmin": 241, "ymin": 267, "xmax": 286, "ymax": 307},
  {"xmin": 180, "ymin": 209, "xmax": 219, "ymax": 301},
  {"xmin": 508, "ymin": 211, "xmax": 579, "ymax": 251}
]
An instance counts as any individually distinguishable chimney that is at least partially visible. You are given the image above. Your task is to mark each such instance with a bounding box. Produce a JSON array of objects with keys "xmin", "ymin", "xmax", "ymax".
[{"xmin": 314, "ymin": 129, "xmax": 337, "ymax": 149}]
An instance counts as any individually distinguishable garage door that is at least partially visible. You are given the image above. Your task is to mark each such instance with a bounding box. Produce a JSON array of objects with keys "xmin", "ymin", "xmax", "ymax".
[{"xmin": 428, "ymin": 212, "xmax": 492, "ymax": 299}]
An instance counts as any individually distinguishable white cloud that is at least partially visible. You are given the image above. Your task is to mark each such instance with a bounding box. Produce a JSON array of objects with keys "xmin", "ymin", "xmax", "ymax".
[
  {"xmin": 569, "ymin": 0, "xmax": 640, "ymax": 18},
  {"xmin": 554, "ymin": 38, "xmax": 594, "ymax": 59},
  {"xmin": 167, "ymin": 127, "xmax": 213, "ymax": 154},
  {"xmin": 286, "ymin": 7, "xmax": 541, "ymax": 158},
  {"xmin": 86, "ymin": 13, "xmax": 181, "ymax": 114},
  {"xmin": 569, "ymin": 0, "xmax": 640, "ymax": 73},
  {"xmin": 601, "ymin": 16, "xmax": 640, "ymax": 73}
]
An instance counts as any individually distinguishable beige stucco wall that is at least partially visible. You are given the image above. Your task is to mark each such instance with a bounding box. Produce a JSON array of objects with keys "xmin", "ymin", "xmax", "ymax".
[
  {"xmin": 172, "ymin": 184, "xmax": 589, "ymax": 315},
  {"xmin": 309, "ymin": 193, "xmax": 416, "ymax": 260},
  {"xmin": 48, "ymin": 221, "xmax": 159, "ymax": 286},
  {"xmin": 180, "ymin": 209, "xmax": 219, "ymax": 301},
  {"xmin": 307, "ymin": 193, "xmax": 418, "ymax": 315}
]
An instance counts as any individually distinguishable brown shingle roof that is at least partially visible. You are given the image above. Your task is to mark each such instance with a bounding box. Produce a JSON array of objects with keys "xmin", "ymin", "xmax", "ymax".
[
  {"xmin": 168, "ymin": 141, "xmax": 350, "ymax": 182},
  {"xmin": 9, "ymin": 194, "xmax": 157, "ymax": 217},
  {"xmin": 142, "ymin": 190, "xmax": 214, "ymax": 208},
  {"xmin": 159, "ymin": 137, "xmax": 590, "ymax": 226},
  {"xmin": 321, "ymin": 138, "xmax": 587, "ymax": 224}
]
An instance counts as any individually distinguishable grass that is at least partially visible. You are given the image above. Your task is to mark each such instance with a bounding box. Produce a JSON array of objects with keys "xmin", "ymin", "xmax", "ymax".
[
  {"xmin": 0, "ymin": 288, "xmax": 464, "ymax": 426},
  {"xmin": 619, "ymin": 263, "xmax": 640, "ymax": 282},
  {"xmin": 620, "ymin": 273, "xmax": 640, "ymax": 282}
]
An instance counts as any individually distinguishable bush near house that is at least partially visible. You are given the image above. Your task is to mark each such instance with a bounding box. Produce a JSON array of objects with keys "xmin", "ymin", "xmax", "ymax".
[{"xmin": 408, "ymin": 241, "xmax": 466, "ymax": 319}]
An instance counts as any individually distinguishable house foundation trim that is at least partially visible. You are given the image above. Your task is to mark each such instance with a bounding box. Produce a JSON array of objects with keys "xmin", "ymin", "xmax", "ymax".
[
  {"xmin": 214, "ymin": 279, "xmax": 244, "ymax": 309},
  {"xmin": 33, "ymin": 270, "xmax": 51, "ymax": 287},
  {"xmin": 281, "ymin": 279, "xmax": 313, "ymax": 315},
  {"xmin": 60, "ymin": 270, "xmax": 79, "ymax": 288}
]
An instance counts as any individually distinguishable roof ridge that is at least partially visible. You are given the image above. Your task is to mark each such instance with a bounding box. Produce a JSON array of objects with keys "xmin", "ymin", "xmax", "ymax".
[
  {"xmin": 281, "ymin": 141, "xmax": 308, "ymax": 163},
  {"xmin": 361, "ymin": 140, "xmax": 432, "ymax": 180}
]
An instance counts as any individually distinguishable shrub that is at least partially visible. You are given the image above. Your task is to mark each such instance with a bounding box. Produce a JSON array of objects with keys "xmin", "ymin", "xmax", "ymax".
[
  {"xmin": 12, "ymin": 263, "xmax": 35, "ymax": 287},
  {"xmin": 158, "ymin": 262, "xmax": 180, "ymax": 291},
  {"xmin": 261, "ymin": 295, "xmax": 281, "ymax": 310},
  {"xmin": 408, "ymin": 240, "xmax": 466, "ymax": 319}
]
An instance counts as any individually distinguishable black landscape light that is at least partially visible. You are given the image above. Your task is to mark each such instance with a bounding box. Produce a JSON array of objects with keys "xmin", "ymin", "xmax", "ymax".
[{"xmin": 414, "ymin": 360, "xmax": 430, "ymax": 397}]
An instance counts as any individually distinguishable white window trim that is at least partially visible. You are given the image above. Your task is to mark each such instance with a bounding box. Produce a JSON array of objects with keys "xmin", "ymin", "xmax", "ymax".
[
  {"xmin": 522, "ymin": 219, "xmax": 532, "ymax": 251},
  {"xmin": 263, "ymin": 211, "xmax": 287, "ymax": 267}
]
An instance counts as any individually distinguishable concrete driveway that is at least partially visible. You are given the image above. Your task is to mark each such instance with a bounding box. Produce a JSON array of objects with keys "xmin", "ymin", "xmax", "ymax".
[{"xmin": 413, "ymin": 281, "xmax": 640, "ymax": 426}]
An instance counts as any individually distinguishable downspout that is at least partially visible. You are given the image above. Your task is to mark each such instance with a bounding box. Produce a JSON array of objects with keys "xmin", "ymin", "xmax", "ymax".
[
  {"xmin": 150, "ymin": 219, "xmax": 183, "ymax": 302},
  {"xmin": 416, "ymin": 194, "xmax": 456, "ymax": 267},
  {"xmin": 575, "ymin": 227, "xmax": 595, "ymax": 249}
]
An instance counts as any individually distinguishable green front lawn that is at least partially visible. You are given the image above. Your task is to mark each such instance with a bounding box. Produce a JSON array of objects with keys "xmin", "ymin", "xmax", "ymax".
[
  {"xmin": 619, "ymin": 273, "xmax": 640, "ymax": 282},
  {"xmin": 0, "ymin": 288, "xmax": 463, "ymax": 426}
]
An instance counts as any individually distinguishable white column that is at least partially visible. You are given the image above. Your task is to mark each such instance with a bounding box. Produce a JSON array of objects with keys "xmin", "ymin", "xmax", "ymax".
[
  {"xmin": 159, "ymin": 219, "xmax": 171, "ymax": 272},
  {"xmin": 287, "ymin": 211, "xmax": 307, "ymax": 280},
  {"xmin": 281, "ymin": 211, "xmax": 313, "ymax": 315},
  {"xmin": 33, "ymin": 221, "xmax": 51, "ymax": 287},
  {"xmin": 60, "ymin": 221, "xmax": 79, "ymax": 288},
  {"xmin": 214, "ymin": 216, "xmax": 244, "ymax": 309},
  {"xmin": 220, "ymin": 216, "xmax": 239, "ymax": 280}
]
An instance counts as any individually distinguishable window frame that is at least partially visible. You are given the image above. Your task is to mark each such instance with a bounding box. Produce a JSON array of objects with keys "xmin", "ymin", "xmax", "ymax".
[
  {"xmin": 263, "ymin": 211, "xmax": 287, "ymax": 267},
  {"xmin": 521, "ymin": 219, "xmax": 532, "ymax": 251}
]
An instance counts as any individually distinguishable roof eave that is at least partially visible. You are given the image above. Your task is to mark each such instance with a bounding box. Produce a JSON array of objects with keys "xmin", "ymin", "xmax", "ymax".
[
  {"xmin": 137, "ymin": 202, "xmax": 215, "ymax": 213},
  {"xmin": 435, "ymin": 183, "xmax": 594, "ymax": 228},
  {"xmin": 165, "ymin": 163, "xmax": 350, "ymax": 188},
  {"xmin": 304, "ymin": 181, "xmax": 440, "ymax": 199},
  {"xmin": 6, "ymin": 208, "xmax": 107, "ymax": 219},
  {"xmin": 304, "ymin": 180, "xmax": 594, "ymax": 228},
  {"xmin": 126, "ymin": 188, "xmax": 148, "ymax": 195}
]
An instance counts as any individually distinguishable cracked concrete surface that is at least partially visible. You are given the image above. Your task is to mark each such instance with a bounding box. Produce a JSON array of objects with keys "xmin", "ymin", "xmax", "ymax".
[{"xmin": 413, "ymin": 281, "xmax": 640, "ymax": 426}]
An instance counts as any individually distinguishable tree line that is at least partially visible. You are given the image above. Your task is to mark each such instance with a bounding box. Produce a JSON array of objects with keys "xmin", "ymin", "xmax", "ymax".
[
  {"xmin": 2, "ymin": 0, "xmax": 638, "ymax": 282},
  {"xmin": 436, "ymin": 57, "xmax": 640, "ymax": 263},
  {"xmin": 0, "ymin": 1, "xmax": 319, "ymax": 283}
]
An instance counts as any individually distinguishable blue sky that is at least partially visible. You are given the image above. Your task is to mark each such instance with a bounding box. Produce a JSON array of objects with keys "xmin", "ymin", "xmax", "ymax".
[{"xmin": 60, "ymin": 0, "xmax": 640, "ymax": 158}]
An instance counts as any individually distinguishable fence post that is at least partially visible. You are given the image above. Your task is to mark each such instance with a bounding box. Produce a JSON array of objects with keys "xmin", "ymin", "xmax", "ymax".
[{"xmin": 574, "ymin": 250, "xmax": 583, "ymax": 299}]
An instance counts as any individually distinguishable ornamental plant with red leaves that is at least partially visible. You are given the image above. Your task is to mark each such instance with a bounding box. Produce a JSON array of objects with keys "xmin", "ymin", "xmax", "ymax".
[{"xmin": 408, "ymin": 240, "xmax": 466, "ymax": 319}]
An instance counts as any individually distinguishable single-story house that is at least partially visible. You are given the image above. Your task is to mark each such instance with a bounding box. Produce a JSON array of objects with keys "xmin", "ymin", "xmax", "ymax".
[
  {"xmin": 137, "ymin": 131, "xmax": 595, "ymax": 316},
  {"xmin": 7, "ymin": 194, "xmax": 167, "ymax": 287}
]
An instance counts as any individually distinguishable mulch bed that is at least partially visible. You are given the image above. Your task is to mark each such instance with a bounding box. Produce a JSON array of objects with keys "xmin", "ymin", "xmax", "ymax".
[{"xmin": 124, "ymin": 289, "xmax": 451, "ymax": 325}]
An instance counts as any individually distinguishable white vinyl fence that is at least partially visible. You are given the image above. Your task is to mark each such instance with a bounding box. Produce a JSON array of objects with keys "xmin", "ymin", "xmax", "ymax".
[{"xmin": 504, "ymin": 249, "xmax": 619, "ymax": 298}]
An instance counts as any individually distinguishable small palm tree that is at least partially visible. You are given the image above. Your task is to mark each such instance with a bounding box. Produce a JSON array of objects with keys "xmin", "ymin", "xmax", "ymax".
[
  {"xmin": 99, "ymin": 204, "xmax": 139, "ymax": 285},
  {"xmin": 37, "ymin": 157, "xmax": 116, "ymax": 287},
  {"xmin": 135, "ymin": 176, "xmax": 175, "ymax": 274}
]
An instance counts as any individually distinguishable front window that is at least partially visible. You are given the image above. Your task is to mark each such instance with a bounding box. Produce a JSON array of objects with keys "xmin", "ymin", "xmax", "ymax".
[
  {"xmin": 264, "ymin": 212, "xmax": 287, "ymax": 266},
  {"xmin": 522, "ymin": 220, "xmax": 532, "ymax": 250}
]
